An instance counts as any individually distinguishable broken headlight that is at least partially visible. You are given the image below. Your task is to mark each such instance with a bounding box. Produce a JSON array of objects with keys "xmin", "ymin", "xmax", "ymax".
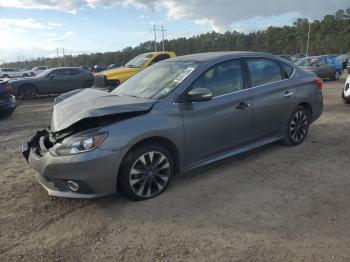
[{"xmin": 51, "ymin": 131, "xmax": 108, "ymax": 156}]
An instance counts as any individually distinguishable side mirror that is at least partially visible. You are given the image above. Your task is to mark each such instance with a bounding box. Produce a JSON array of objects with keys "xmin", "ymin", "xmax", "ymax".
[
  {"xmin": 187, "ymin": 88, "xmax": 212, "ymax": 102},
  {"xmin": 49, "ymin": 74, "xmax": 55, "ymax": 79}
]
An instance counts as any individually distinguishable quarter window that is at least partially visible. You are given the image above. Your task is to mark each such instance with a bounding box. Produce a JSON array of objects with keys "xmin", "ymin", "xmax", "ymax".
[
  {"xmin": 191, "ymin": 60, "xmax": 244, "ymax": 97},
  {"xmin": 281, "ymin": 63, "xmax": 294, "ymax": 79},
  {"xmin": 247, "ymin": 58, "xmax": 282, "ymax": 86}
]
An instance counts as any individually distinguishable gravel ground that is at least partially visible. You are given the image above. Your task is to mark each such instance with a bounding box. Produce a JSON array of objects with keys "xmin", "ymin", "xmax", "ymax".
[{"xmin": 0, "ymin": 74, "xmax": 349, "ymax": 262}]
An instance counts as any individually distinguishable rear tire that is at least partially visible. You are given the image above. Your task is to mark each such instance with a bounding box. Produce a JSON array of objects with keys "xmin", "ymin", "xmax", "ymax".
[
  {"xmin": 19, "ymin": 85, "xmax": 37, "ymax": 99},
  {"xmin": 118, "ymin": 144, "xmax": 174, "ymax": 201},
  {"xmin": 82, "ymin": 80, "xmax": 93, "ymax": 89},
  {"xmin": 283, "ymin": 106, "xmax": 310, "ymax": 146}
]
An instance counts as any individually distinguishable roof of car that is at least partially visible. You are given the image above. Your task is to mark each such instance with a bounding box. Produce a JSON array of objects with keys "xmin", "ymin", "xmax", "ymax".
[{"xmin": 169, "ymin": 51, "xmax": 280, "ymax": 62}]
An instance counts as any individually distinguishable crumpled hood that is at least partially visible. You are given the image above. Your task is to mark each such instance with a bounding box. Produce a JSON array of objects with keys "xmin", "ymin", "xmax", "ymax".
[{"xmin": 51, "ymin": 88, "xmax": 156, "ymax": 133}]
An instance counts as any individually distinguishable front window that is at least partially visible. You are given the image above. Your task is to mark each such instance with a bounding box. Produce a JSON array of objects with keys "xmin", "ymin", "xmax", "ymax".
[
  {"xmin": 125, "ymin": 53, "xmax": 154, "ymax": 68},
  {"xmin": 112, "ymin": 61, "xmax": 202, "ymax": 99},
  {"xmin": 191, "ymin": 59, "xmax": 244, "ymax": 97}
]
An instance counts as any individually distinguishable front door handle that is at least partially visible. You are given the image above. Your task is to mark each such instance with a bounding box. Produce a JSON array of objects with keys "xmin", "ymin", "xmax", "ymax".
[
  {"xmin": 235, "ymin": 102, "xmax": 250, "ymax": 110},
  {"xmin": 284, "ymin": 91, "xmax": 294, "ymax": 98}
]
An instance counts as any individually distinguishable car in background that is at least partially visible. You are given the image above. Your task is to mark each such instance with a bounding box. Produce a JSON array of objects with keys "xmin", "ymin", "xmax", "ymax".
[
  {"xmin": 93, "ymin": 64, "xmax": 107, "ymax": 73},
  {"xmin": 291, "ymin": 53, "xmax": 306, "ymax": 63},
  {"xmin": 278, "ymin": 55, "xmax": 292, "ymax": 62},
  {"xmin": 0, "ymin": 80, "xmax": 16, "ymax": 118},
  {"xmin": 23, "ymin": 52, "xmax": 323, "ymax": 200},
  {"xmin": 295, "ymin": 55, "xmax": 343, "ymax": 80},
  {"xmin": 80, "ymin": 65, "xmax": 92, "ymax": 72},
  {"xmin": 0, "ymin": 68, "xmax": 23, "ymax": 78},
  {"xmin": 343, "ymin": 75, "xmax": 350, "ymax": 104},
  {"xmin": 10, "ymin": 67, "xmax": 93, "ymax": 99},
  {"xmin": 22, "ymin": 66, "xmax": 48, "ymax": 77},
  {"xmin": 107, "ymin": 63, "xmax": 121, "ymax": 70},
  {"xmin": 337, "ymin": 54, "xmax": 350, "ymax": 70},
  {"xmin": 93, "ymin": 51, "xmax": 176, "ymax": 91}
]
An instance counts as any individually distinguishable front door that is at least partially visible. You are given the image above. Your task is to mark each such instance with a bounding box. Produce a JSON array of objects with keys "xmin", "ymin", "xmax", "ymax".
[{"xmin": 180, "ymin": 59, "xmax": 254, "ymax": 164}]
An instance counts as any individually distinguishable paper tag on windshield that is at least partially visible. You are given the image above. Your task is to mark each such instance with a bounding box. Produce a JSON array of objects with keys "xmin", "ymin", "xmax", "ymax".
[{"xmin": 174, "ymin": 68, "xmax": 195, "ymax": 83}]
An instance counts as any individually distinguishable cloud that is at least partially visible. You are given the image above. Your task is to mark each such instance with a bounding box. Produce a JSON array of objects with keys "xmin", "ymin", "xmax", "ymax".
[
  {"xmin": 46, "ymin": 31, "xmax": 76, "ymax": 42},
  {"xmin": 0, "ymin": 18, "xmax": 48, "ymax": 29},
  {"xmin": 1, "ymin": 0, "xmax": 349, "ymax": 31},
  {"xmin": 48, "ymin": 22, "xmax": 62, "ymax": 27}
]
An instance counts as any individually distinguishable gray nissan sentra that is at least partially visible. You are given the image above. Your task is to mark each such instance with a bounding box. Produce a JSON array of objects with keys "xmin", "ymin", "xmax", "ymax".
[{"xmin": 23, "ymin": 52, "xmax": 323, "ymax": 200}]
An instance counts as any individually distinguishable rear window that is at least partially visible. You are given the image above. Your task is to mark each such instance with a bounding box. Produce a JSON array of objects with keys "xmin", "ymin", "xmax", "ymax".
[{"xmin": 246, "ymin": 58, "xmax": 282, "ymax": 87}]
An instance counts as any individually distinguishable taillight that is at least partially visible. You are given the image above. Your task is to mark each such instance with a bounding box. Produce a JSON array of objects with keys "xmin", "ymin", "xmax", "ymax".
[
  {"xmin": 314, "ymin": 77, "xmax": 323, "ymax": 90},
  {"xmin": 31, "ymin": 72, "xmax": 36, "ymax": 76},
  {"xmin": 3, "ymin": 83, "xmax": 11, "ymax": 92}
]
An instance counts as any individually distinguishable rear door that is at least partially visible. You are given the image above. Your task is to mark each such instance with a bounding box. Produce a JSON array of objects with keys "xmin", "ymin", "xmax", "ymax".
[
  {"xmin": 180, "ymin": 59, "xmax": 254, "ymax": 164},
  {"xmin": 245, "ymin": 58, "xmax": 296, "ymax": 141}
]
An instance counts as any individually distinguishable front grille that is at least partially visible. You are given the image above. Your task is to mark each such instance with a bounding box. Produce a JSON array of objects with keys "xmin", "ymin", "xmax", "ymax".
[{"xmin": 93, "ymin": 74, "xmax": 106, "ymax": 88}]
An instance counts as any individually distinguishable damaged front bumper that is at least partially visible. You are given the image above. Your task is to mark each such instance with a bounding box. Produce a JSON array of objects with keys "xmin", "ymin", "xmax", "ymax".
[{"xmin": 22, "ymin": 129, "xmax": 123, "ymax": 198}]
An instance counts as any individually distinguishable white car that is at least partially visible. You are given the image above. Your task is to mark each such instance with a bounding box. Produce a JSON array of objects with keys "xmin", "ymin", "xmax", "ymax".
[
  {"xmin": 343, "ymin": 75, "xmax": 350, "ymax": 104},
  {"xmin": 22, "ymin": 66, "xmax": 48, "ymax": 77},
  {"xmin": 0, "ymin": 68, "xmax": 23, "ymax": 78}
]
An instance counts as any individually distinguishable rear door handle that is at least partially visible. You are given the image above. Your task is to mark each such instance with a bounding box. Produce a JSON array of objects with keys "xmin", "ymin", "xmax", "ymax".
[
  {"xmin": 284, "ymin": 91, "xmax": 294, "ymax": 98},
  {"xmin": 235, "ymin": 102, "xmax": 250, "ymax": 110}
]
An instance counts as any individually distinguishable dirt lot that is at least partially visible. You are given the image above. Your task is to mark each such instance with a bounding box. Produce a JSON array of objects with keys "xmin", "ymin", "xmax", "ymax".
[{"xmin": 0, "ymin": 75, "xmax": 349, "ymax": 262}]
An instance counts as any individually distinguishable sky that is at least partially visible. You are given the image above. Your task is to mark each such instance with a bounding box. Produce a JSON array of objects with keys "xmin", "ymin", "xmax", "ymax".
[{"xmin": 0, "ymin": 0, "xmax": 349, "ymax": 63}]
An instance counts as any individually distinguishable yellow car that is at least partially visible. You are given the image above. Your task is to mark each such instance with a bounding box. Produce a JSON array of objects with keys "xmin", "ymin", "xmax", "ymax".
[{"xmin": 93, "ymin": 51, "xmax": 176, "ymax": 91}]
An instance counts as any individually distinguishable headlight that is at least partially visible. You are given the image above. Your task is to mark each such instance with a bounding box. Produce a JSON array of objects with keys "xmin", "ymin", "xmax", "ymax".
[{"xmin": 51, "ymin": 131, "xmax": 108, "ymax": 156}]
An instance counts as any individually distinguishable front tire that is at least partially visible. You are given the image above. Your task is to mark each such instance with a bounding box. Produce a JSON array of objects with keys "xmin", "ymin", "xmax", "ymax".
[
  {"xmin": 118, "ymin": 144, "xmax": 174, "ymax": 201},
  {"xmin": 19, "ymin": 85, "xmax": 37, "ymax": 99},
  {"xmin": 283, "ymin": 106, "xmax": 310, "ymax": 146}
]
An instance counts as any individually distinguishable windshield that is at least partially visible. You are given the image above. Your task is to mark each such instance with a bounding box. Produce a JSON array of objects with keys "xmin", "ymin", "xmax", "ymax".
[
  {"xmin": 295, "ymin": 57, "xmax": 317, "ymax": 66},
  {"xmin": 125, "ymin": 53, "xmax": 153, "ymax": 68},
  {"xmin": 112, "ymin": 61, "xmax": 202, "ymax": 99},
  {"xmin": 35, "ymin": 69, "xmax": 52, "ymax": 78}
]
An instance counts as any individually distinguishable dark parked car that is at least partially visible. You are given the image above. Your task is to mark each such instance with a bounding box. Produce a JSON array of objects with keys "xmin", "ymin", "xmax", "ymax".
[
  {"xmin": 0, "ymin": 80, "xmax": 16, "ymax": 117},
  {"xmin": 295, "ymin": 55, "xmax": 343, "ymax": 80},
  {"xmin": 107, "ymin": 63, "xmax": 121, "ymax": 70},
  {"xmin": 23, "ymin": 52, "xmax": 323, "ymax": 200},
  {"xmin": 10, "ymin": 67, "xmax": 93, "ymax": 99}
]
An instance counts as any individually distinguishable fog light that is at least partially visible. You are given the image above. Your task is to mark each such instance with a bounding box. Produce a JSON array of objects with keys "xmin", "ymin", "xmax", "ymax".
[{"xmin": 66, "ymin": 181, "xmax": 79, "ymax": 192}]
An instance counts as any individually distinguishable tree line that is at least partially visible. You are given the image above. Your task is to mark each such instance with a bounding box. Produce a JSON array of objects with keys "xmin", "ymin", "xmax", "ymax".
[{"xmin": 2, "ymin": 7, "xmax": 350, "ymax": 69}]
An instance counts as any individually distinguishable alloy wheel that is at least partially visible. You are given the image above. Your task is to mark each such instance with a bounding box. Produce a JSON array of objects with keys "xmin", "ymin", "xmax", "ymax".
[
  {"xmin": 129, "ymin": 151, "xmax": 171, "ymax": 198},
  {"xmin": 289, "ymin": 111, "xmax": 308, "ymax": 143}
]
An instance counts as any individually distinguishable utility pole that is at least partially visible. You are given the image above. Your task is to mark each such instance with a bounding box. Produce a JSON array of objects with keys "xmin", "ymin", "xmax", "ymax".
[
  {"xmin": 150, "ymin": 25, "xmax": 167, "ymax": 52},
  {"xmin": 161, "ymin": 25, "xmax": 165, "ymax": 51},
  {"xmin": 57, "ymin": 48, "xmax": 61, "ymax": 67},
  {"xmin": 62, "ymin": 48, "xmax": 66, "ymax": 67}
]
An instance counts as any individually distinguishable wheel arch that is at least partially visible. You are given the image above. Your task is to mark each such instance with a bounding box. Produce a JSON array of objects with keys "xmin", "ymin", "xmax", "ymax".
[
  {"xmin": 117, "ymin": 136, "xmax": 181, "ymax": 185},
  {"xmin": 19, "ymin": 83, "xmax": 38, "ymax": 95},
  {"xmin": 297, "ymin": 102, "xmax": 313, "ymax": 119}
]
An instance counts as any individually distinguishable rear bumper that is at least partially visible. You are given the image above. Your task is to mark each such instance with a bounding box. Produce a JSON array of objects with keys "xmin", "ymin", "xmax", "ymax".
[
  {"xmin": 0, "ymin": 95, "xmax": 16, "ymax": 113},
  {"xmin": 23, "ymin": 130, "xmax": 124, "ymax": 198}
]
